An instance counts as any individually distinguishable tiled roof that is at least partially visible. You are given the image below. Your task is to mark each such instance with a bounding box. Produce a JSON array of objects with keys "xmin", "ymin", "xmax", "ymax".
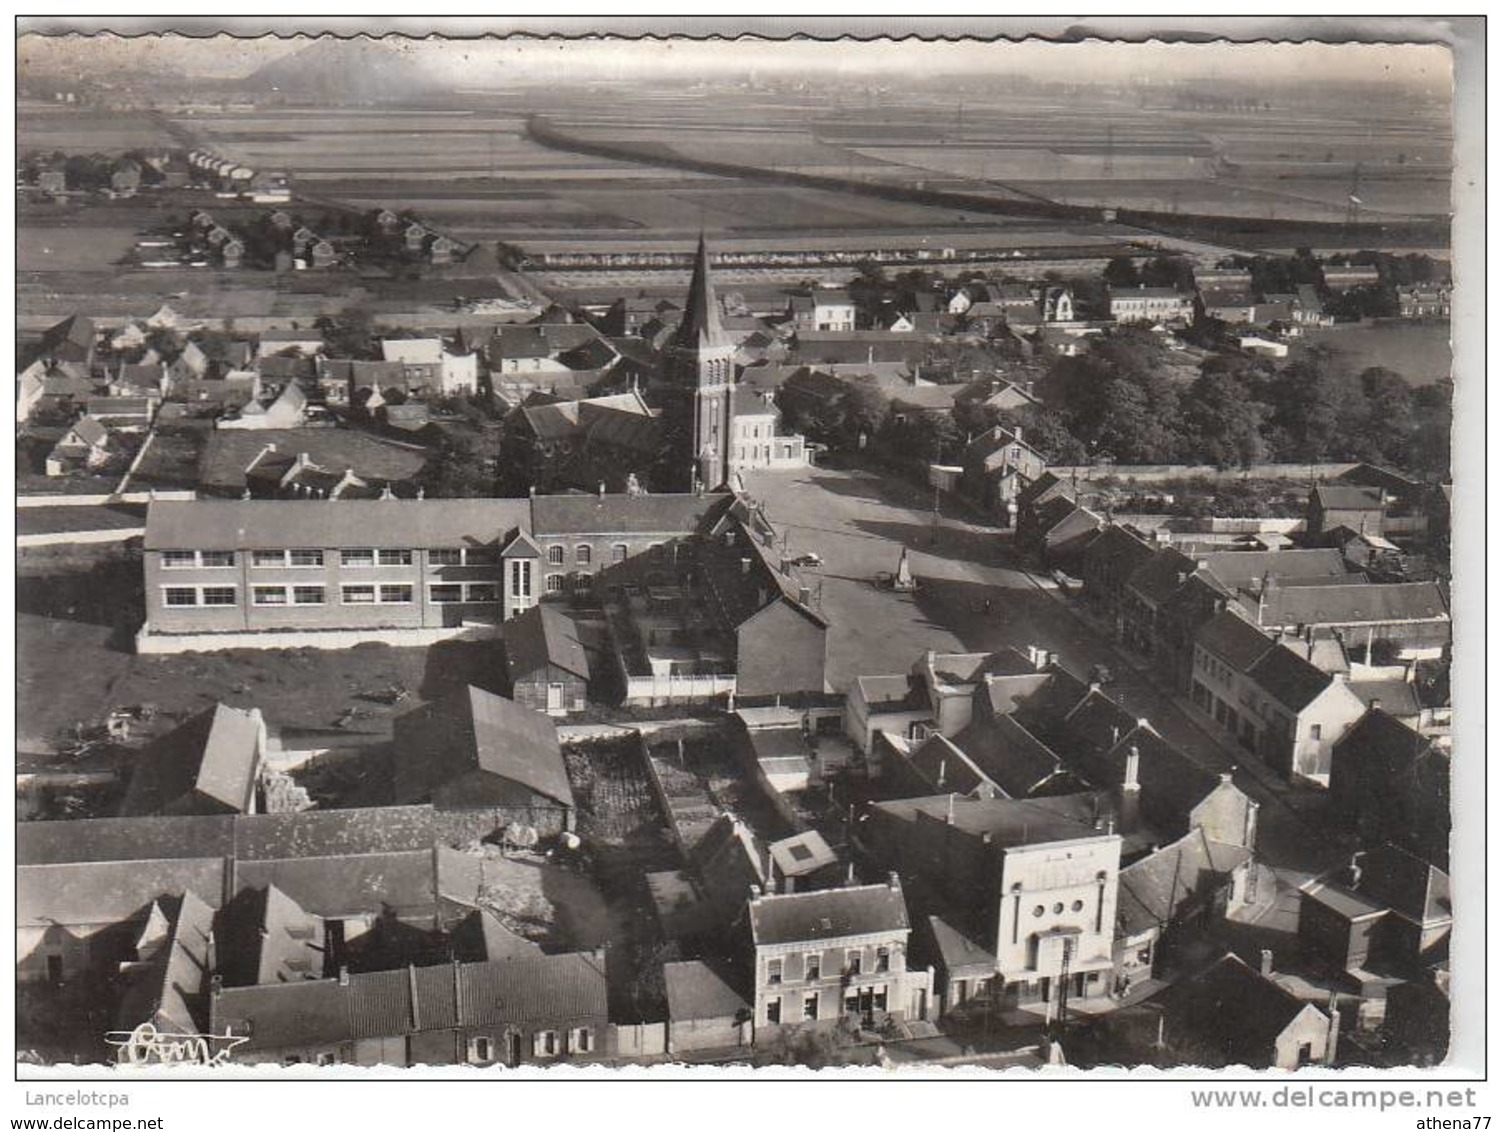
[
  {"xmin": 530, "ymin": 491, "xmax": 732, "ymax": 537},
  {"xmin": 922, "ymin": 915, "xmax": 996, "ymax": 978},
  {"xmin": 118, "ymin": 703, "xmax": 262, "ymax": 817},
  {"xmin": 18, "ymin": 859, "xmax": 226, "ymax": 930},
  {"xmin": 218, "ymin": 950, "xmax": 609, "ymax": 1054},
  {"xmin": 1245, "ymin": 645, "xmax": 1335, "ymax": 712},
  {"xmin": 1195, "ymin": 609, "xmax": 1276, "ymax": 673},
  {"xmin": 1198, "ymin": 549, "xmax": 1351, "ymax": 593},
  {"xmin": 504, "ymin": 604, "xmax": 591, "ymax": 682},
  {"xmin": 1155, "ymin": 953, "xmax": 1319, "ymax": 1065},
  {"xmin": 748, "ymin": 882, "xmax": 910, "ymax": 947},
  {"xmin": 869, "ymin": 792, "xmax": 1107, "ymax": 850},
  {"xmin": 854, "ymin": 673, "xmax": 928, "ymax": 712},
  {"xmin": 664, "ymin": 960, "xmax": 750, "ymax": 1022},
  {"xmin": 144, "ymin": 499, "xmax": 531, "ymax": 552},
  {"xmin": 115, "ymin": 890, "xmax": 216, "ymax": 1036},
  {"xmin": 953, "ymin": 713, "xmax": 1072, "ymax": 799},
  {"xmin": 901, "ymin": 732, "xmax": 996, "ymax": 797},
  {"xmin": 1257, "ymin": 582, "xmax": 1449, "ymax": 628},
  {"xmin": 1097, "ymin": 727, "xmax": 1225, "ymax": 826},
  {"xmin": 394, "ymin": 686, "xmax": 573, "ymax": 810},
  {"xmin": 1116, "ymin": 829, "xmax": 1253, "ymax": 936},
  {"xmin": 234, "ymin": 852, "xmax": 438, "ymax": 921},
  {"xmin": 1126, "ymin": 546, "xmax": 1200, "ymax": 606}
]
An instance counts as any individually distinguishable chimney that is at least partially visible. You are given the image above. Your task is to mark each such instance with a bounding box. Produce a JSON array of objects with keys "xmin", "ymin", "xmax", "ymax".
[
  {"xmin": 1260, "ymin": 949, "xmax": 1274, "ymax": 977},
  {"xmin": 936, "ymin": 758, "xmax": 947, "ymax": 789},
  {"xmin": 1220, "ymin": 771, "xmax": 1234, "ymax": 785},
  {"xmin": 748, "ymin": 883, "xmax": 762, "ymax": 900},
  {"xmin": 1348, "ymin": 852, "xmax": 1365, "ymax": 889},
  {"xmin": 766, "ymin": 845, "xmax": 776, "ymax": 888},
  {"xmin": 797, "ymin": 585, "xmax": 811, "ymax": 605},
  {"xmin": 1105, "ymin": 816, "xmax": 1116, "ymax": 835},
  {"xmin": 338, "ymin": 966, "xmax": 350, "ymax": 987},
  {"xmin": 598, "ymin": 481, "xmax": 606, "ymax": 499},
  {"xmin": 210, "ymin": 973, "xmax": 223, "ymax": 997},
  {"xmin": 741, "ymin": 557, "xmax": 753, "ymax": 575},
  {"xmin": 887, "ymin": 871, "xmax": 901, "ymax": 891},
  {"xmin": 1123, "ymin": 746, "xmax": 1141, "ymax": 793},
  {"xmin": 1367, "ymin": 698, "xmax": 1382, "ymax": 712}
]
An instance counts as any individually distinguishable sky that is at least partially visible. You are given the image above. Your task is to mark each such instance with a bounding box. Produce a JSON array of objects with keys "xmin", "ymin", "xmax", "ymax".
[{"xmin": 17, "ymin": 30, "xmax": 1453, "ymax": 97}]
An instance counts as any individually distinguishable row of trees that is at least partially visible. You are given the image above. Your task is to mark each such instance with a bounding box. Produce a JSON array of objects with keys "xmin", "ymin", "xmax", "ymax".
[{"xmin": 1027, "ymin": 329, "xmax": 1449, "ymax": 477}]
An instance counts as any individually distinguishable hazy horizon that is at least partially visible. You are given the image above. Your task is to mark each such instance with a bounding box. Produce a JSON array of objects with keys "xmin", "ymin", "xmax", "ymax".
[{"xmin": 18, "ymin": 31, "xmax": 1453, "ymax": 99}]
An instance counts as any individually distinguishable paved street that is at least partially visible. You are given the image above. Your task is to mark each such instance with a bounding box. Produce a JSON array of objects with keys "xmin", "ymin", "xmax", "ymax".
[{"xmin": 741, "ymin": 462, "xmax": 1349, "ymax": 879}]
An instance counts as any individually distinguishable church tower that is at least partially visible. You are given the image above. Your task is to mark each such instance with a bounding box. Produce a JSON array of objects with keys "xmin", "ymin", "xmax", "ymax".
[{"xmin": 664, "ymin": 235, "xmax": 737, "ymax": 491}]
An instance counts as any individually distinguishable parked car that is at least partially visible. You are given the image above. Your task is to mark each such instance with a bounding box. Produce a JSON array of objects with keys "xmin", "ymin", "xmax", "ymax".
[{"xmin": 789, "ymin": 552, "xmax": 823, "ymax": 568}]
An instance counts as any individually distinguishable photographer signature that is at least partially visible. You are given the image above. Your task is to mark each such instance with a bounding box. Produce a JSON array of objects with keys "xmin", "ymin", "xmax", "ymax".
[{"xmin": 104, "ymin": 1022, "xmax": 249, "ymax": 1066}]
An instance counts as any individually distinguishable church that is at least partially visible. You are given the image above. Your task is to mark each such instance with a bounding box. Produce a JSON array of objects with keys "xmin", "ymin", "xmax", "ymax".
[{"xmin": 661, "ymin": 236, "xmax": 808, "ymax": 491}]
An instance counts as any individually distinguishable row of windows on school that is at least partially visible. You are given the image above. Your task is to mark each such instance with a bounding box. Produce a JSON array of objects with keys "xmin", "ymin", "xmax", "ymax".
[{"xmin": 157, "ymin": 543, "xmax": 672, "ymax": 570}]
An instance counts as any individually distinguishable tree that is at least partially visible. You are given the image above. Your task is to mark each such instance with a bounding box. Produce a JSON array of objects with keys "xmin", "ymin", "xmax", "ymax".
[
  {"xmin": 1103, "ymin": 256, "xmax": 1140, "ymax": 288},
  {"xmin": 315, "ymin": 304, "xmax": 377, "ymax": 359},
  {"xmin": 834, "ymin": 378, "xmax": 889, "ymax": 449},
  {"xmin": 1178, "ymin": 370, "xmax": 1269, "ymax": 468}
]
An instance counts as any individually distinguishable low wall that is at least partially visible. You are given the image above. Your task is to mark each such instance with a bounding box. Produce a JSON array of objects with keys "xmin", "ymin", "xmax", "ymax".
[
  {"xmin": 1049, "ymin": 463, "xmax": 1359, "ymax": 484},
  {"xmin": 18, "ymin": 490, "xmax": 196, "ymax": 508},
  {"xmin": 624, "ymin": 671, "xmax": 737, "ymax": 708},
  {"xmin": 136, "ymin": 622, "xmax": 501, "ymax": 655},
  {"xmin": 610, "ymin": 1022, "xmax": 667, "ymax": 1060},
  {"xmin": 17, "ymin": 525, "xmax": 145, "ymax": 548}
]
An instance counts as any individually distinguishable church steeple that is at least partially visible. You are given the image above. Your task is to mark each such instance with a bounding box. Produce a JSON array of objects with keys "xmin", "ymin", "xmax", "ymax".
[
  {"xmin": 663, "ymin": 234, "xmax": 737, "ymax": 493},
  {"xmin": 673, "ymin": 234, "xmax": 731, "ymax": 351}
]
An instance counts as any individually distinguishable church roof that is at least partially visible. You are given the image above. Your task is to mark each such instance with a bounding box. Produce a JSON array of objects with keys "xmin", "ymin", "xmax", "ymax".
[{"xmin": 671, "ymin": 236, "xmax": 732, "ymax": 352}]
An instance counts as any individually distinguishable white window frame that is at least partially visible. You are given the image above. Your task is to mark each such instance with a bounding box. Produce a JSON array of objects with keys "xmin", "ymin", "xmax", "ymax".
[
  {"xmin": 341, "ymin": 584, "xmax": 377, "ymax": 605},
  {"xmin": 200, "ymin": 586, "xmax": 238, "ymax": 607},
  {"xmin": 547, "ymin": 545, "xmax": 565, "ymax": 566},
  {"xmin": 163, "ymin": 586, "xmax": 198, "ymax": 607},
  {"xmin": 252, "ymin": 550, "xmax": 288, "ymax": 568},
  {"xmin": 292, "ymin": 585, "xmax": 326, "ymax": 606},
  {"xmin": 341, "ymin": 549, "xmax": 376, "ymax": 567},
  {"xmin": 289, "ymin": 548, "xmax": 325, "ymax": 568},
  {"xmin": 468, "ymin": 1036, "xmax": 494, "ymax": 1064},
  {"xmin": 571, "ymin": 1028, "xmax": 592, "ymax": 1054},
  {"xmin": 429, "ymin": 548, "xmax": 462, "ymax": 567},
  {"xmin": 545, "ymin": 574, "xmax": 564, "ymax": 593},
  {"xmin": 160, "ymin": 550, "xmax": 198, "ymax": 569},
  {"xmin": 575, "ymin": 544, "xmax": 592, "ymax": 566},
  {"xmin": 199, "ymin": 551, "xmax": 237, "ymax": 569},
  {"xmin": 377, "ymin": 549, "xmax": 413, "ymax": 567},
  {"xmin": 429, "ymin": 583, "xmax": 465, "ymax": 604},
  {"xmin": 533, "ymin": 1030, "xmax": 559, "ymax": 1058},
  {"xmin": 253, "ymin": 585, "xmax": 289, "ymax": 606}
]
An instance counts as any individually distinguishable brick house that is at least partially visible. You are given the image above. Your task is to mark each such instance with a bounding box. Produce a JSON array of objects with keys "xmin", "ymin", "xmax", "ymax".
[
  {"xmin": 503, "ymin": 603, "xmax": 591, "ymax": 715},
  {"xmin": 1327, "ymin": 709, "xmax": 1450, "ymax": 867},
  {"xmin": 746, "ymin": 878, "xmax": 932, "ymax": 1037},
  {"xmin": 209, "ymin": 950, "xmax": 608, "ymax": 1066},
  {"xmin": 958, "ymin": 425, "xmax": 1047, "ymax": 525},
  {"xmin": 1190, "ymin": 610, "xmax": 1368, "ymax": 783}
]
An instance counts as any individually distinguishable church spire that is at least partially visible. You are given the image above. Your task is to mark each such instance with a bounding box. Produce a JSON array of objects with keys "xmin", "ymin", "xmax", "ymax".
[{"xmin": 673, "ymin": 234, "xmax": 730, "ymax": 351}]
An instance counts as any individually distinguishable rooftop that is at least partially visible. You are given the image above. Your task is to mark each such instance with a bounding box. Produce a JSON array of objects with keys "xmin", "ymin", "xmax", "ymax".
[
  {"xmin": 145, "ymin": 498, "xmax": 529, "ymax": 552},
  {"xmin": 748, "ymin": 882, "xmax": 910, "ymax": 947}
]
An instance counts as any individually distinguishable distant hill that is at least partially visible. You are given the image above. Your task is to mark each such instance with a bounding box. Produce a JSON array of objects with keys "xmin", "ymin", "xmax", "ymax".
[{"xmin": 239, "ymin": 37, "xmax": 439, "ymax": 104}]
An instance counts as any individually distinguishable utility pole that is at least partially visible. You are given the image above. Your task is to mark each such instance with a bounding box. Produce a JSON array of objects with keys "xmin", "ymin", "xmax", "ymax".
[{"xmin": 1344, "ymin": 162, "xmax": 1364, "ymax": 227}]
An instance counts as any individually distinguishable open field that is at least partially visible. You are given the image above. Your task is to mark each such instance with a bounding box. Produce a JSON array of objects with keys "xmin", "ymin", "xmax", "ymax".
[
  {"xmin": 18, "ymin": 100, "xmax": 174, "ymax": 152},
  {"xmin": 18, "ymin": 225, "xmax": 141, "ymax": 272},
  {"xmin": 1297, "ymin": 319, "xmax": 1453, "ymax": 387}
]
